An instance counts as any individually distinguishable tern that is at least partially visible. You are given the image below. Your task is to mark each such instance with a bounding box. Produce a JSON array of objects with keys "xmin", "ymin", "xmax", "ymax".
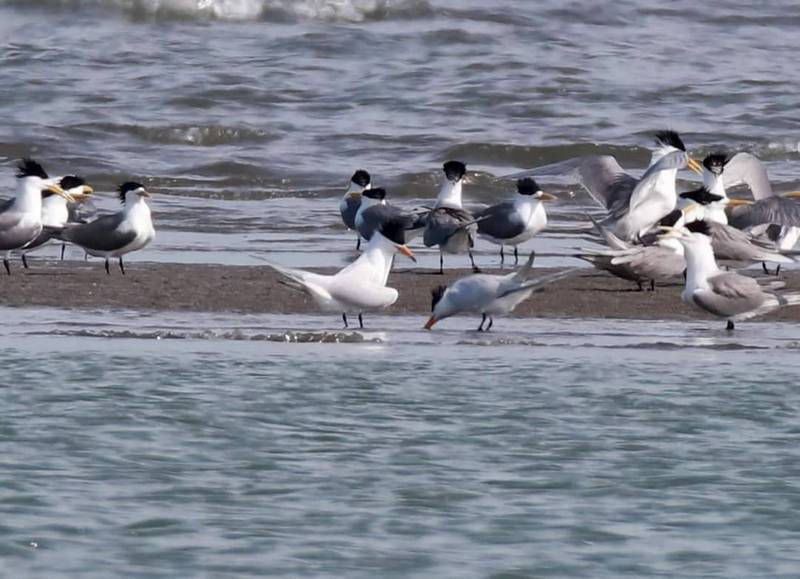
[
  {"xmin": 354, "ymin": 187, "xmax": 425, "ymax": 244},
  {"xmin": 20, "ymin": 175, "xmax": 94, "ymax": 267},
  {"xmin": 424, "ymin": 252, "xmax": 572, "ymax": 331},
  {"xmin": 340, "ymin": 169, "xmax": 370, "ymax": 249},
  {"xmin": 56, "ymin": 181, "xmax": 155, "ymax": 275},
  {"xmin": 0, "ymin": 159, "xmax": 72, "ymax": 275},
  {"xmin": 265, "ymin": 218, "xmax": 416, "ymax": 328},
  {"xmin": 423, "ymin": 160, "xmax": 480, "ymax": 274},
  {"xmin": 576, "ymin": 130, "xmax": 703, "ymax": 241},
  {"xmin": 662, "ymin": 220, "xmax": 800, "ymax": 330},
  {"xmin": 475, "ymin": 177, "xmax": 556, "ymax": 265}
]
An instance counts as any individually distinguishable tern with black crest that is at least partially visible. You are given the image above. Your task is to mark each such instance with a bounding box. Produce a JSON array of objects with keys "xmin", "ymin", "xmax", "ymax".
[
  {"xmin": 354, "ymin": 187, "xmax": 425, "ymax": 244},
  {"xmin": 56, "ymin": 181, "xmax": 155, "ymax": 275},
  {"xmin": 0, "ymin": 158, "xmax": 72, "ymax": 275},
  {"xmin": 475, "ymin": 177, "xmax": 556, "ymax": 265},
  {"xmin": 340, "ymin": 169, "xmax": 370, "ymax": 249},
  {"xmin": 264, "ymin": 219, "xmax": 416, "ymax": 328}
]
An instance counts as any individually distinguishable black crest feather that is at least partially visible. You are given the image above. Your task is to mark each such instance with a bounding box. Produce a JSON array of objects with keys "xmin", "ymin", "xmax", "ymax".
[
  {"xmin": 378, "ymin": 218, "xmax": 406, "ymax": 245},
  {"xmin": 702, "ymin": 153, "xmax": 729, "ymax": 174},
  {"xmin": 16, "ymin": 158, "xmax": 49, "ymax": 179},
  {"xmin": 431, "ymin": 285, "xmax": 447, "ymax": 312},
  {"xmin": 658, "ymin": 209, "xmax": 684, "ymax": 228},
  {"xmin": 654, "ymin": 130, "xmax": 687, "ymax": 152},
  {"xmin": 517, "ymin": 177, "xmax": 540, "ymax": 195},
  {"xmin": 362, "ymin": 187, "xmax": 387, "ymax": 201},
  {"xmin": 679, "ymin": 187, "xmax": 724, "ymax": 205},
  {"xmin": 443, "ymin": 160, "xmax": 466, "ymax": 181},
  {"xmin": 118, "ymin": 181, "xmax": 144, "ymax": 203},
  {"xmin": 60, "ymin": 175, "xmax": 86, "ymax": 190},
  {"xmin": 351, "ymin": 169, "xmax": 370, "ymax": 187},
  {"xmin": 685, "ymin": 220, "xmax": 712, "ymax": 236}
]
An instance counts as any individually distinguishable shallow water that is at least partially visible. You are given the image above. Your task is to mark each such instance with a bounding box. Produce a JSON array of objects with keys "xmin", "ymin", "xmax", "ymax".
[{"xmin": 2, "ymin": 308, "xmax": 800, "ymax": 577}]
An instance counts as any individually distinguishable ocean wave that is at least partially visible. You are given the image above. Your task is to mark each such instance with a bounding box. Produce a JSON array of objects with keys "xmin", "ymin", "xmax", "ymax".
[{"xmin": 11, "ymin": 0, "xmax": 432, "ymax": 22}]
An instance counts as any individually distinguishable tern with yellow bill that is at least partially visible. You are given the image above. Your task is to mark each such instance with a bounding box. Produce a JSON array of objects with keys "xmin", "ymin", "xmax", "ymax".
[
  {"xmin": 265, "ymin": 218, "xmax": 416, "ymax": 329},
  {"xmin": 1, "ymin": 158, "xmax": 73, "ymax": 275},
  {"xmin": 340, "ymin": 169, "xmax": 370, "ymax": 250},
  {"xmin": 475, "ymin": 177, "xmax": 556, "ymax": 266}
]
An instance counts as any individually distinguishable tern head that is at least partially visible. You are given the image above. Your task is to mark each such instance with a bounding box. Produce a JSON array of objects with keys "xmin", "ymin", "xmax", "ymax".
[
  {"xmin": 425, "ymin": 285, "xmax": 451, "ymax": 330},
  {"xmin": 702, "ymin": 153, "xmax": 730, "ymax": 176},
  {"xmin": 517, "ymin": 177, "xmax": 556, "ymax": 201},
  {"xmin": 362, "ymin": 187, "xmax": 387, "ymax": 201},
  {"xmin": 659, "ymin": 219, "xmax": 713, "ymax": 248},
  {"xmin": 118, "ymin": 181, "xmax": 150, "ymax": 204},
  {"xmin": 16, "ymin": 158, "xmax": 73, "ymax": 201},
  {"xmin": 653, "ymin": 130, "xmax": 703, "ymax": 174},
  {"xmin": 59, "ymin": 175, "xmax": 93, "ymax": 201},
  {"xmin": 443, "ymin": 160, "xmax": 466, "ymax": 183},
  {"xmin": 350, "ymin": 169, "xmax": 371, "ymax": 188},
  {"xmin": 377, "ymin": 218, "xmax": 416, "ymax": 262}
]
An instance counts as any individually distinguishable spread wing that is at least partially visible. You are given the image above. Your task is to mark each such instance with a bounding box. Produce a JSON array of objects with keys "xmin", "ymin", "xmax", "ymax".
[
  {"xmin": 475, "ymin": 202, "xmax": 525, "ymax": 239},
  {"xmin": 723, "ymin": 152, "xmax": 773, "ymax": 200},
  {"xmin": 628, "ymin": 150, "xmax": 687, "ymax": 212},
  {"xmin": 729, "ymin": 196, "xmax": 800, "ymax": 230},
  {"xmin": 575, "ymin": 155, "xmax": 637, "ymax": 211},
  {"xmin": 58, "ymin": 212, "xmax": 136, "ymax": 252}
]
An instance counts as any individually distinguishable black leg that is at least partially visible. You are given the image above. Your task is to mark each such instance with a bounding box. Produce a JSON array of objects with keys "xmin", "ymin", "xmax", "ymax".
[
  {"xmin": 342, "ymin": 313, "xmax": 349, "ymax": 328},
  {"xmin": 439, "ymin": 253, "xmax": 444, "ymax": 275},
  {"xmin": 762, "ymin": 262, "xmax": 769, "ymax": 275},
  {"xmin": 104, "ymin": 258, "xmax": 110, "ymax": 275},
  {"xmin": 726, "ymin": 320, "xmax": 735, "ymax": 331},
  {"xmin": 500, "ymin": 246, "xmax": 504, "ymax": 266},
  {"xmin": 119, "ymin": 257, "xmax": 125, "ymax": 275},
  {"xmin": 636, "ymin": 280, "xmax": 643, "ymax": 291},
  {"xmin": 356, "ymin": 237, "xmax": 361, "ymax": 251},
  {"xmin": 84, "ymin": 252, "xmax": 89, "ymax": 262},
  {"xmin": 514, "ymin": 246, "xmax": 518, "ymax": 265},
  {"xmin": 649, "ymin": 279, "xmax": 655, "ymax": 291},
  {"xmin": 486, "ymin": 316, "xmax": 494, "ymax": 331},
  {"xmin": 477, "ymin": 313, "xmax": 486, "ymax": 332},
  {"xmin": 60, "ymin": 243, "xmax": 66, "ymax": 260},
  {"xmin": 3, "ymin": 258, "xmax": 10, "ymax": 275},
  {"xmin": 21, "ymin": 253, "xmax": 28, "ymax": 269},
  {"xmin": 358, "ymin": 313, "xmax": 364, "ymax": 329},
  {"xmin": 776, "ymin": 264, "xmax": 781, "ymax": 276},
  {"xmin": 469, "ymin": 250, "xmax": 480, "ymax": 273}
]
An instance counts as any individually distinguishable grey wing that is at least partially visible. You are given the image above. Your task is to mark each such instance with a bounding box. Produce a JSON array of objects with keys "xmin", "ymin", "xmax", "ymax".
[
  {"xmin": 423, "ymin": 207, "xmax": 474, "ymax": 247},
  {"xmin": 729, "ymin": 197, "xmax": 800, "ymax": 230},
  {"xmin": 723, "ymin": 152, "xmax": 773, "ymax": 199},
  {"xmin": 358, "ymin": 204, "xmax": 418, "ymax": 241},
  {"xmin": 693, "ymin": 273, "xmax": 766, "ymax": 317},
  {"xmin": 575, "ymin": 155, "xmax": 637, "ymax": 211},
  {"xmin": 0, "ymin": 198, "xmax": 18, "ymax": 229},
  {"xmin": 59, "ymin": 212, "xmax": 136, "ymax": 252},
  {"xmin": 476, "ymin": 202, "xmax": 525, "ymax": 239},
  {"xmin": 340, "ymin": 196, "xmax": 360, "ymax": 229},
  {"xmin": 68, "ymin": 199, "xmax": 98, "ymax": 224},
  {"xmin": 0, "ymin": 199, "xmax": 41, "ymax": 250}
]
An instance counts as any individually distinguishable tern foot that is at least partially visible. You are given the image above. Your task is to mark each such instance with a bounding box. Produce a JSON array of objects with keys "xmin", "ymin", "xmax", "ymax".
[
  {"xmin": 477, "ymin": 313, "xmax": 487, "ymax": 332},
  {"xmin": 649, "ymin": 279, "xmax": 655, "ymax": 292},
  {"xmin": 486, "ymin": 316, "xmax": 493, "ymax": 331},
  {"xmin": 119, "ymin": 257, "xmax": 126, "ymax": 275},
  {"xmin": 60, "ymin": 243, "xmax": 66, "ymax": 260},
  {"xmin": 104, "ymin": 258, "xmax": 110, "ymax": 275},
  {"xmin": 342, "ymin": 313, "xmax": 349, "ymax": 328},
  {"xmin": 358, "ymin": 313, "xmax": 364, "ymax": 329},
  {"xmin": 21, "ymin": 254, "xmax": 28, "ymax": 269},
  {"xmin": 726, "ymin": 320, "xmax": 735, "ymax": 331},
  {"xmin": 3, "ymin": 258, "xmax": 10, "ymax": 275},
  {"xmin": 514, "ymin": 246, "xmax": 519, "ymax": 266},
  {"xmin": 636, "ymin": 281, "xmax": 644, "ymax": 291},
  {"xmin": 356, "ymin": 237, "xmax": 361, "ymax": 251},
  {"xmin": 500, "ymin": 246, "xmax": 504, "ymax": 266}
]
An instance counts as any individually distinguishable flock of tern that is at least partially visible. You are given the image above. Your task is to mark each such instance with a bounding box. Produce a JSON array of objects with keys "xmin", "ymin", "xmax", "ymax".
[{"xmin": 3, "ymin": 130, "xmax": 800, "ymax": 332}]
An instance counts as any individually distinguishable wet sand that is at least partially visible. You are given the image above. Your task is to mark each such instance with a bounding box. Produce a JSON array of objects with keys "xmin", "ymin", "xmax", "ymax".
[{"xmin": 3, "ymin": 258, "xmax": 800, "ymax": 324}]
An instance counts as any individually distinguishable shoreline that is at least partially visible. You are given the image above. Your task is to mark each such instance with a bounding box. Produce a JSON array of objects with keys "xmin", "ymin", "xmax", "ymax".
[{"xmin": 2, "ymin": 259, "xmax": 800, "ymax": 323}]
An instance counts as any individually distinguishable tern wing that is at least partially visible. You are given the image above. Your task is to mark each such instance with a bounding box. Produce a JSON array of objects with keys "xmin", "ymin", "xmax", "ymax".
[
  {"xmin": 328, "ymin": 277, "xmax": 398, "ymax": 310},
  {"xmin": 723, "ymin": 152, "xmax": 773, "ymax": 199},
  {"xmin": 628, "ymin": 150, "xmax": 687, "ymax": 212},
  {"xmin": 729, "ymin": 196, "xmax": 800, "ymax": 230},
  {"xmin": 709, "ymin": 221, "xmax": 793, "ymax": 263},
  {"xmin": 0, "ymin": 199, "xmax": 41, "ymax": 250},
  {"xmin": 692, "ymin": 272, "xmax": 766, "ymax": 318},
  {"xmin": 58, "ymin": 212, "xmax": 136, "ymax": 252},
  {"xmin": 575, "ymin": 155, "xmax": 636, "ymax": 211},
  {"xmin": 475, "ymin": 202, "xmax": 525, "ymax": 240},
  {"xmin": 423, "ymin": 207, "xmax": 475, "ymax": 247}
]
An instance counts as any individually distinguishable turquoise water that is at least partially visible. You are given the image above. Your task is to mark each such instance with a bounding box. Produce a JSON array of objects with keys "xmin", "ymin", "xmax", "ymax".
[{"xmin": 2, "ymin": 309, "xmax": 800, "ymax": 577}]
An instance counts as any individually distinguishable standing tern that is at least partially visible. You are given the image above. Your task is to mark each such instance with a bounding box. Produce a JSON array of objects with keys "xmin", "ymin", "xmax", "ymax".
[
  {"xmin": 661, "ymin": 220, "xmax": 800, "ymax": 330},
  {"xmin": 56, "ymin": 181, "xmax": 155, "ymax": 275},
  {"xmin": 0, "ymin": 159, "xmax": 72, "ymax": 275},
  {"xmin": 576, "ymin": 130, "xmax": 703, "ymax": 241},
  {"xmin": 354, "ymin": 187, "xmax": 425, "ymax": 244},
  {"xmin": 475, "ymin": 177, "xmax": 556, "ymax": 265},
  {"xmin": 20, "ymin": 175, "xmax": 94, "ymax": 267},
  {"xmin": 423, "ymin": 160, "xmax": 480, "ymax": 274},
  {"xmin": 265, "ymin": 218, "xmax": 416, "ymax": 328},
  {"xmin": 340, "ymin": 169, "xmax": 370, "ymax": 250},
  {"xmin": 424, "ymin": 252, "xmax": 573, "ymax": 331}
]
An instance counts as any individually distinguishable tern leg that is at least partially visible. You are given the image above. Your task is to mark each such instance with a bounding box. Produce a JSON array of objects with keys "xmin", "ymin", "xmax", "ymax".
[
  {"xmin": 60, "ymin": 243, "xmax": 66, "ymax": 260},
  {"xmin": 104, "ymin": 258, "xmax": 110, "ymax": 275},
  {"xmin": 21, "ymin": 254, "xmax": 28, "ymax": 269},
  {"xmin": 762, "ymin": 262, "xmax": 768, "ymax": 275},
  {"xmin": 477, "ymin": 313, "xmax": 487, "ymax": 332},
  {"xmin": 3, "ymin": 258, "xmax": 10, "ymax": 276},
  {"xmin": 776, "ymin": 264, "xmax": 781, "ymax": 276},
  {"xmin": 726, "ymin": 320, "xmax": 735, "ymax": 331},
  {"xmin": 636, "ymin": 281, "xmax": 643, "ymax": 291},
  {"xmin": 356, "ymin": 237, "xmax": 361, "ymax": 251},
  {"xmin": 439, "ymin": 253, "xmax": 444, "ymax": 275},
  {"xmin": 649, "ymin": 279, "xmax": 655, "ymax": 292},
  {"xmin": 514, "ymin": 246, "xmax": 519, "ymax": 266},
  {"xmin": 500, "ymin": 246, "xmax": 504, "ymax": 266},
  {"xmin": 358, "ymin": 313, "xmax": 364, "ymax": 329},
  {"xmin": 342, "ymin": 313, "xmax": 349, "ymax": 328},
  {"xmin": 486, "ymin": 316, "xmax": 493, "ymax": 331},
  {"xmin": 119, "ymin": 257, "xmax": 125, "ymax": 275},
  {"xmin": 469, "ymin": 250, "xmax": 480, "ymax": 274}
]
